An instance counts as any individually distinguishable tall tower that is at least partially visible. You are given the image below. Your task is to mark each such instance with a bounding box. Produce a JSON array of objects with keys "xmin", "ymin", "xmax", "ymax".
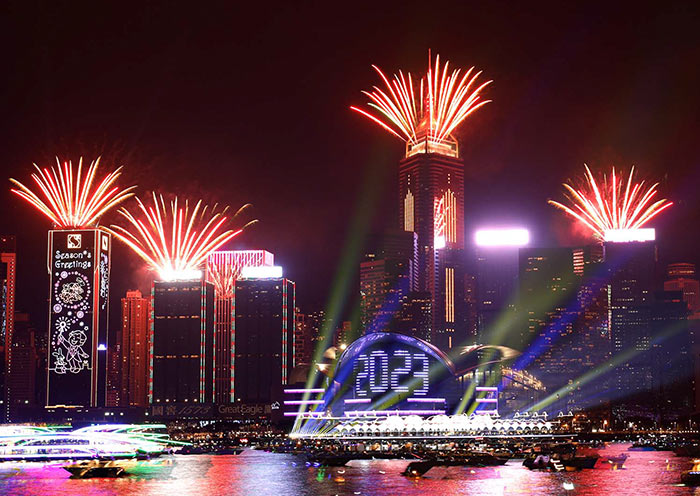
[
  {"xmin": 398, "ymin": 137, "xmax": 465, "ymax": 349},
  {"xmin": 664, "ymin": 263, "xmax": 700, "ymax": 318},
  {"xmin": 206, "ymin": 250, "xmax": 274, "ymax": 403},
  {"xmin": 150, "ymin": 277, "xmax": 215, "ymax": 404},
  {"xmin": 120, "ymin": 290, "xmax": 150, "ymax": 406},
  {"xmin": 352, "ymin": 54, "xmax": 491, "ymax": 351},
  {"xmin": 47, "ymin": 229, "xmax": 111, "ymax": 408},
  {"xmin": 0, "ymin": 236, "xmax": 16, "ymax": 421},
  {"xmin": 604, "ymin": 236, "xmax": 657, "ymax": 419},
  {"xmin": 234, "ymin": 267, "xmax": 295, "ymax": 403}
]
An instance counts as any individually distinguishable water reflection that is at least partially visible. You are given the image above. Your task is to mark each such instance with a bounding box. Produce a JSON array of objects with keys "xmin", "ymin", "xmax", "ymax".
[{"xmin": 0, "ymin": 443, "xmax": 698, "ymax": 495}]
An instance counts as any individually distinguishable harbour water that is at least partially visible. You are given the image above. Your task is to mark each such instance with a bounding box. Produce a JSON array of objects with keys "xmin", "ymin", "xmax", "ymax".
[{"xmin": 0, "ymin": 443, "xmax": 698, "ymax": 495}]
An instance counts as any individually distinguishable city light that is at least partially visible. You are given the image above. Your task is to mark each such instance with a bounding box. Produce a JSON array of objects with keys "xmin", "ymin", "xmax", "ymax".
[
  {"xmin": 549, "ymin": 165, "xmax": 673, "ymax": 239},
  {"xmin": 10, "ymin": 157, "xmax": 135, "ymax": 228},
  {"xmin": 434, "ymin": 196, "xmax": 447, "ymax": 249},
  {"xmin": 240, "ymin": 265, "xmax": 283, "ymax": 279},
  {"xmin": 107, "ymin": 192, "xmax": 255, "ymax": 281},
  {"xmin": 351, "ymin": 53, "xmax": 491, "ymax": 148},
  {"xmin": 474, "ymin": 228, "xmax": 530, "ymax": 247},
  {"xmin": 206, "ymin": 250, "xmax": 274, "ymax": 298},
  {"xmin": 604, "ymin": 228, "xmax": 656, "ymax": 243}
]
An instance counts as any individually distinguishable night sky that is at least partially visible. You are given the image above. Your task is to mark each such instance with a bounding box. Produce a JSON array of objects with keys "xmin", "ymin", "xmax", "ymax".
[{"xmin": 2, "ymin": 2, "xmax": 699, "ymax": 330}]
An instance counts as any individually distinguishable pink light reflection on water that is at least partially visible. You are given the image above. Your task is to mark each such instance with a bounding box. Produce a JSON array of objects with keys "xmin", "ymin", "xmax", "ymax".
[{"xmin": 0, "ymin": 443, "xmax": 696, "ymax": 495}]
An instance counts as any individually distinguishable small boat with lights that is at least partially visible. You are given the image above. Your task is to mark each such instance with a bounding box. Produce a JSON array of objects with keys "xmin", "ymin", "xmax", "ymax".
[
  {"xmin": 681, "ymin": 460, "xmax": 700, "ymax": 486},
  {"xmin": 63, "ymin": 459, "xmax": 128, "ymax": 478}
]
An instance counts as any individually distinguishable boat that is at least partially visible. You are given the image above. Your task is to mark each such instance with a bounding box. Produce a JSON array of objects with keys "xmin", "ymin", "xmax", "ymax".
[
  {"xmin": 681, "ymin": 460, "xmax": 700, "ymax": 486},
  {"xmin": 0, "ymin": 424, "xmax": 175, "ymax": 462},
  {"xmin": 64, "ymin": 457, "xmax": 177, "ymax": 478},
  {"xmin": 64, "ymin": 460, "xmax": 128, "ymax": 478},
  {"xmin": 602, "ymin": 453, "xmax": 628, "ymax": 466},
  {"xmin": 523, "ymin": 454, "xmax": 598, "ymax": 471},
  {"xmin": 561, "ymin": 455, "xmax": 598, "ymax": 470},
  {"xmin": 402, "ymin": 452, "xmax": 510, "ymax": 476}
]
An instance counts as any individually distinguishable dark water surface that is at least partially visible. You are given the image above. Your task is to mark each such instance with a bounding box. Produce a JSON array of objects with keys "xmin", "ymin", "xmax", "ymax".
[{"xmin": 1, "ymin": 443, "xmax": 699, "ymax": 495}]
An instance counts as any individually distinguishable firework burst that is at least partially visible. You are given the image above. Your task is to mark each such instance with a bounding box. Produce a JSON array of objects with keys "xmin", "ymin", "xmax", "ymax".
[
  {"xmin": 10, "ymin": 157, "xmax": 136, "ymax": 228},
  {"xmin": 351, "ymin": 53, "xmax": 492, "ymax": 146},
  {"xmin": 107, "ymin": 193, "xmax": 256, "ymax": 281},
  {"xmin": 549, "ymin": 165, "xmax": 673, "ymax": 239}
]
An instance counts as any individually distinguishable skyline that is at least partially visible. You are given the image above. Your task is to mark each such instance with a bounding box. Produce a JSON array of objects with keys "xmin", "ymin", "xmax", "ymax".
[{"xmin": 1, "ymin": 2, "xmax": 699, "ymax": 318}]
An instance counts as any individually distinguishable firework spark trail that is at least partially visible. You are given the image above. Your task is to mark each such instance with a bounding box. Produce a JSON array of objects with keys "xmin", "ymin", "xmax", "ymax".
[
  {"xmin": 107, "ymin": 192, "xmax": 255, "ymax": 281},
  {"xmin": 10, "ymin": 157, "xmax": 136, "ymax": 228},
  {"xmin": 351, "ymin": 53, "xmax": 492, "ymax": 145},
  {"xmin": 549, "ymin": 165, "xmax": 673, "ymax": 239}
]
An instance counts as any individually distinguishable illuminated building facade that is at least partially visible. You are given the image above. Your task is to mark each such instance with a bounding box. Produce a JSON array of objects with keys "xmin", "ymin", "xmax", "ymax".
[
  {"xmin": 7, "ymin": 313, "xmax": 37, "ymax": 421},
  {"xmin": 150, "ymin": 278, "xmax": 215, "ymax": 404},
  {"xmin": 398, "ymin": 148, "xmax": 465, "ymax": 350},
  {"xmin": 234, "ymin": 272, "xmax": 295, "ymax": 403},
  {"xmin": 518, "ymin": 247, "xmax": 577, "ymax": 353},
  {"xmin": 474, "ymin": 229, "xmax": 529, "ymax": 344},
  {"xmin": 517, "ymin": 247, "xmax": 581, "ymax": 401},
  {"xmin": 105, "ymin": 339, "xmax": 121, "ymax": 407},
  {"xmin": 665, "ymin": 263, "xmax": 700, "ymax": 318},
  {"xmin": 360, "ymin": 229, "xmax": 417, "ymax": 334},
  {"xmin": 651, "ymin": 290, "xmax": 693, "ymax": 420},
  {"xmin": 294, "ymin": 310, "xmax": 310, "ymax": 364},
  {"xmin": 120, "ymin": 290, "xmax": 150, "ymax": 407},
  {"xmin": 0, "ymin": 236, "xmax": 16, "ymax": 420},
  {"xmin": 396, "ymin": 292, "xmax": 433, "ymax": 342},
  {"xmin": 46, "ymin": 229, "xmax": 110, "ymax": 408},
  {"xmin": 663, "ymin": 263, "xmax": 700, "ymax": 412},
  {"xmin": 206, "ymin": 250, "xmax": 274, "ymax": 403},
  {"xmin": 604, "ymin": 238, "xmax": 657, "ymax": 418}
]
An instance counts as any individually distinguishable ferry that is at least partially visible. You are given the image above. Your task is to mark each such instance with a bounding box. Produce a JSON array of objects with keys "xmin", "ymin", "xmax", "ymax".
[{"xmin": 0, "ymin": 424, "xmax": 173, "ymax": 462}]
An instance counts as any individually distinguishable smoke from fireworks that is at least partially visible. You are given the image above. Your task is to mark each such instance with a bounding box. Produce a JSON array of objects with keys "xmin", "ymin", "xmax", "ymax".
[
  {"xmin": 549, "ymin": 165, "xmax": 673, "ymax": 239},
  {"xmin": 107, "ymin": 192, "xmax": 256, "ymax": 281},
  {"xmin": 351, "ymin": 53, "xmax": 492, "ymax": 145},
  {"xmin": 10, "ymin": 157, "xmax": 136, "ymax": 228}
]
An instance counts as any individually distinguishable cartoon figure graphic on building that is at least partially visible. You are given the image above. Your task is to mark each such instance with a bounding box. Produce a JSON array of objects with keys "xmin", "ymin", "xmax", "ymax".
[
  {"xmin": 65, "ymin": 329, "xmax": 89, "ymax": 373},
  {"xmin": 52, "ymin": 326, "xmax": 89, "ymax": 374},
  {"xmin": 59, "ymin": 277, "xmax": 85, "ymax": 305},
  {"xmin": 52, "ymin": 348, "xmax": 67, "ymax": 374}
]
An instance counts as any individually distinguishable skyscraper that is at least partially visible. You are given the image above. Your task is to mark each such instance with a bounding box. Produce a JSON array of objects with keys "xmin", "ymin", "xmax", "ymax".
[
  {"xmin": 46, "ymin": 229, "xmax": 111, "ymax": 408},
  {"xmin": 120, "ymin": 290, "xmax": 150, "ymax": 407},
  {"xmin": 651, "ymin": 290, "xmax": 693, "ymax": 421},
  {"xmin": 516, "ymin": 245, "xmax": 611, "ymax": 412},
  {"xmin": 234, "ymin": 269, "xmax": 295, "ymax": 403},
  {"xmin": 360, "ymin": 229, "xmax": 417, "ymax": 334},
  {"xmin": 0, "ymin": 236, "xmax": 16, "ymax": 421},
  {"xmin": 663, "ymin": 263, "xmax": 700, "ymax": 413},
  {"xmin": 150, "ymin": 278, "xmax": 215, "ymax": 404},
  {"xmin": 664, "ymin": 263, "xmax": 700, "ymax": 318},
  {"xmin": 604, "ymin": 238, "xmax": 657, "ymax": 419},
  {"xmin": 474, "ymin": 229, "xmax": 529, "ymax": 344},
  {"xmin": 6, "ymin": 313, "xmax": 36, "ymax": 421},
  {"xmin": 398, "ymin": 140, "xmax": 465, "ymax": 350},
  {"xmin": 206, "ymin": 250, "xmax": 274, "ymax": 403},
  {"xmin": 517, "ymin": 247, "xmax": 579, "ymax": 386}
]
